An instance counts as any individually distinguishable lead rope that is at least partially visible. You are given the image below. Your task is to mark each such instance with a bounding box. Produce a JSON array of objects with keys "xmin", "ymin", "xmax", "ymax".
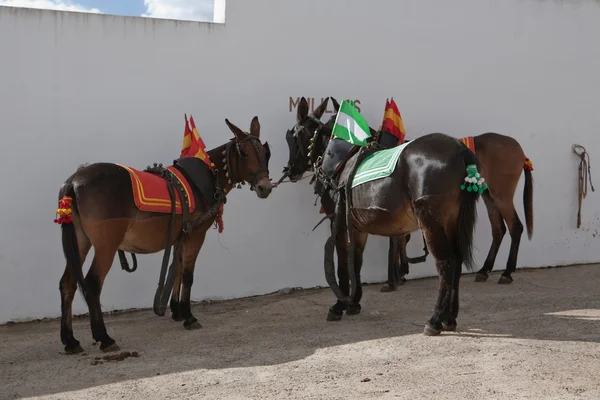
[{"xmin": 572, "ymin": 144, "xmax": 595, "ymax": 228}]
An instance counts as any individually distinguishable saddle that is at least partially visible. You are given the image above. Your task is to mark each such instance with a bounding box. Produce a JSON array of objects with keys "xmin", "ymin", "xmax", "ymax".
[{"xmin": 172, "ymin": 156, "xmax": 218, "ymax": 211}]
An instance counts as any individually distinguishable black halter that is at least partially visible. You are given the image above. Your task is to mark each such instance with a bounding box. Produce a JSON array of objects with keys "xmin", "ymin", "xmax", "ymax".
[{"xmin": 280, "ymin": 113, "xmax": 334, "ymax": 184}]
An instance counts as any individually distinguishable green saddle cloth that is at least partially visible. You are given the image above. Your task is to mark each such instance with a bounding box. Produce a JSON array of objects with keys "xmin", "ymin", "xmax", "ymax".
[{"xmin": 351, "ymin": 142, "xmax": 411, "ymax": 188}]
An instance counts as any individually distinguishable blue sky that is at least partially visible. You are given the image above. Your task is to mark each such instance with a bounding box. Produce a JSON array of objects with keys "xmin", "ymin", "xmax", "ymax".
[
  {"xmin": 0, "ymin": 0, "xmax": 215, "ymax": 22},
  {"xmin": 75, "ymin": 0, "xmax": 146, "ymax": 17}
]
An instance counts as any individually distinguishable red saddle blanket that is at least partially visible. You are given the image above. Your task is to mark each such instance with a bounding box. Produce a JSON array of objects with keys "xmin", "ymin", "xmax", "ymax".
[
  {"xmin": 459, "ymin": 136, "xmax": 476, "ymax": 154},
  {"xmin": 116, "ymin": 163, "xmax": 196, "ymax": 214}
]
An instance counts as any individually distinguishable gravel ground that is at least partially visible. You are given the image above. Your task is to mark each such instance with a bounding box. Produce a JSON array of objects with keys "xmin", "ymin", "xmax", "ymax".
[{"xmin": 1, "ymin": 264, "xmax": 599, "ymax": 400}]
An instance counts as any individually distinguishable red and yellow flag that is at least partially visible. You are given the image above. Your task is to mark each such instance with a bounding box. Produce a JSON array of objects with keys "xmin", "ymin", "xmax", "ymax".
[
  {"xmin": 180, "ymin": 114, "xmax": 193, "ymax": 157},
  {"xmin": 180, "ymin": 114, "xmax": 213, "ymax": 168},
  {"xmin": 381, "ymin": 98, "xmax": 406, "ymax": 144}
]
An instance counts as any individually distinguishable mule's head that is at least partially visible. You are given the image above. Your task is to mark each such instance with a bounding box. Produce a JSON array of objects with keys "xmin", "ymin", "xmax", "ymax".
[
  {"xmin": 224, "ymin": 116, "xmax": 273, "ymax": 199},
  {"xmin": 283, "ymin": 97, "xmax": 334, "ymax": 182}
]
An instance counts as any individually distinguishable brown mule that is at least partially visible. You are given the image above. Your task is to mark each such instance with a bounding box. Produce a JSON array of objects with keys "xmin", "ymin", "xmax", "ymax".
[
  {"xmin": 382, "ymin": 133, "xmax": 534, "ymax": 291},
  {"xmin": 57, "ymin": 116, "xmax": 272, "ymax": 354},
  {"xmin": 281, "ymin": 97, "xmax": 483, "ymax": 335}
]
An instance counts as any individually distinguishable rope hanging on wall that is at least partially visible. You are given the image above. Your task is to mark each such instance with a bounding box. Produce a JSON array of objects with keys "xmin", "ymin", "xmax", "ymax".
[{"xmin": 572, "ymin": 144, "xmax": 595, "ymax": 228}]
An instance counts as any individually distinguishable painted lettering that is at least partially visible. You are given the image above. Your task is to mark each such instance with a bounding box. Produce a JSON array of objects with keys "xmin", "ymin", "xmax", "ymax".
[{"xmin": 288, "ymin": 97, "xmax": 361, "ymax": 114}]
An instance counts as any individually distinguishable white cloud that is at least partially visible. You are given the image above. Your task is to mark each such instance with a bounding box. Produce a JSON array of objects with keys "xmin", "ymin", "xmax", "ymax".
[
  {"xmin": 0, "ymin": 0, "xmax": 101, "ymax": 13},
  {"xmin": 142, "ymin": 0, "xmax": 214, "ymax": 22}
]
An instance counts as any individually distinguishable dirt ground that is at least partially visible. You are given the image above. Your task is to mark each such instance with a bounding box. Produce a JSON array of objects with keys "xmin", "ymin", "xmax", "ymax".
[{"xmin": 1, "ymin": 265, "xmax": 599, "ymax": 400}]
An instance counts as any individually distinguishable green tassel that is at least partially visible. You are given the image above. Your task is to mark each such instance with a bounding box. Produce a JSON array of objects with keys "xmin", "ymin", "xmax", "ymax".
[{"xmin": 461, "ymin": 164, "xmax": 488, "ymax": 194}]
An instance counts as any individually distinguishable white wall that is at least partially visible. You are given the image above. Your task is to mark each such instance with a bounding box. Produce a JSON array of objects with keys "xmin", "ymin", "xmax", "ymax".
[{"xmin": 1, "ymin": 0, "xmax": 600, "ymax": 323}]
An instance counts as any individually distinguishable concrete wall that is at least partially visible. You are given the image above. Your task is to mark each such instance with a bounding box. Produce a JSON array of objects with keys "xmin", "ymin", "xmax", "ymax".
[{"xmin": 1, "ymin": 0, "xmax": 599, "ymax": 323}]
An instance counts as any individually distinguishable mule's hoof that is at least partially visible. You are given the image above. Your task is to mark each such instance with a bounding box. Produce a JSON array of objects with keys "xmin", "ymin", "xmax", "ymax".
[
  {"xmin": 498, "ymin": 275, "xmax": 513, "ymax": 285},
  {"xmin": 423, "ymin": 323, "xmax": 442, "ymax": 336},
  {"xmin": 172, "ymin": 314, "xmax": 184, "ymax": 322},
  {"xmin": 346, "ymin": 304, "xmax": 361, "ymax": 315},
  {"xmin": 380, "ymin": 284, "xmax": 397, "ymax": 293},
  {"xmin": 184, "ymin": 318, "xmax": 202, "ymax": 330},
  {"xmin": 64, "ymin": 344, "xmax": 84, "ymax": 354},
  {"xmin": 326, "ymin": 311, "xmax": 343, "ymax": 321},
  {"xmin": 442, "ymin": 322, "xmax": 457, "ymax": 332},
  {"xmin": 474, "ymin": 273, "xmax": 489, "ymax": 282},
  {"xmin": 398, "ymin": 277, "xmax": 407, "ymax": 286},
  {"xmin": 101, "ymin": 343, "xmax": 121, "ymax": 353}
]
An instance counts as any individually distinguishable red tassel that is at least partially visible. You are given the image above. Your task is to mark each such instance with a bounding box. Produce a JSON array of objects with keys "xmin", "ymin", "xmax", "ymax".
[
  {"xmin": 54, "ymin": 196, "xmax": 74, "ymax": 225},
  {"xmin": 217, "ymin": 203, "xmax": 224, "ymax": 233}
]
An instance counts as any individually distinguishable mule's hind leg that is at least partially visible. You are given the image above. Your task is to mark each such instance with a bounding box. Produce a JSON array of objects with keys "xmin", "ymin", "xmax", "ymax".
[
  {"xmin": 443, "ymin": 258, "xmax": 463, "ymax": 331},
  {"xmin": 60, "ymin": 226, "xmax": 91, "ymax": 354},
  {"xmin": 381, "ymin": 236, "xmax": 399, "ymax": 293},
  {"xmin": 415, "ymin": 209, "xmax": 455, "ymax": 336},
  {"xmin": 85, "ymin": 244, "xmax": 121, "ymax": 352},
  {"xmin": 347, "ymin": 232, "xmax": 368, "ymax": 316},
  {"xmin": 380, "ymin": 235, "xmax": 408, "ymax": 292},
  {"xmin": 475, "ymin": 192, "xmax": 506, "ymax": 282},
  {"xmin": 496, "ymin": 202, "xmax": 524, "ymax": 284},
  {"xmin": 327, "ymin": 223, "xmax": 350, "ymax": 321}
]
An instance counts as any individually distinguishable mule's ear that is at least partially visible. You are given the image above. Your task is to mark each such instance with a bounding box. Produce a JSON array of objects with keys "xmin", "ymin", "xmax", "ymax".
[
  {"xmin": 297, "ymin": 97, "xmax": 309, "ymax": 123},
  {"xmin": 249, "ymin": 116, "xmax": 260, "ymax": 137},
  {"xmin": 225, "ymin": 118, "xmax": 246, "ymax": 140},
  {"xmin": 331, "ymin": 97, "xmax": 340, "ymax": 112},
  {"xmin": 313, "ymin": 97, "xmax": 329, "ymax": 120}
]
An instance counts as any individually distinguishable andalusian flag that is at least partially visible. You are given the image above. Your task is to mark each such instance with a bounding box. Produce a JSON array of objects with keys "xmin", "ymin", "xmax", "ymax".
[
  {"xmin": 331, "ymin": 100, "xmax": 372, "ymax": 146},
  {"xmin": 381, "ymin": 98, "xmax": 406, "ymax": 144},
  {"xmin": 180, "ymin": 114, "xmax": 213, "ymax": 168}
]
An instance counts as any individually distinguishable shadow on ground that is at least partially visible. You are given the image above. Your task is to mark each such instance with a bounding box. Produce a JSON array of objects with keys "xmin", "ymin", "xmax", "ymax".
[{"xmin": 1, "ymin": 264, "xmax": 599, "ymax": 399}]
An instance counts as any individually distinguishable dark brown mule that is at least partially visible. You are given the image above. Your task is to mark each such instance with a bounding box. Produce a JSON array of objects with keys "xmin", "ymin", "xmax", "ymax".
[
  {"xmin": 281, "ymin": 97, "xmax": 483, "ymax": 335},
  {"xmin": 381, "ymin": 133, "xmax": 534, "ymax": 292},
  {"xmin": 57, "ymin": 117, "xmax": 272, "ymax": 354}
]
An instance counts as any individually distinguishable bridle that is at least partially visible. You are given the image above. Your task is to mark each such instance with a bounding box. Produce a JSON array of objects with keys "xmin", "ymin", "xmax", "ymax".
[
  {"xmin": 278, "ymin": 113, "xmax": 335, "ymax": 185},
  {"xmin": 224, "ymin": 134, "xmax": 271, "ymax": 191}
]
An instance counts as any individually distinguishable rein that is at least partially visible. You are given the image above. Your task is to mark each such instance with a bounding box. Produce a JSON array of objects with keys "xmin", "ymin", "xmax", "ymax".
[{"xmin": 573, "ymin": 144, "xmax": 595, "ymax": 228}]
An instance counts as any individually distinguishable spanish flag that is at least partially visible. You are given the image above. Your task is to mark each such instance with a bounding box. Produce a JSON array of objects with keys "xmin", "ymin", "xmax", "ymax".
[
  {"xmin": 381, "ymin": 98, "xmax": 406, "ymax": 144},
  {"xmin": 180, "ymin": 114, "xmax": 213, "ymax": 168},
  {"xmin": 180, "ymin": 114, "xmax": 193, "ymax": 157}
]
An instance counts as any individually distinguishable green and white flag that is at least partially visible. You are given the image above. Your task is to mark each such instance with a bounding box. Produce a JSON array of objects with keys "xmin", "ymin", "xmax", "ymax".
[{"xmin": 331, "ymin": 100, "xmax": 372, "ymax": 146}]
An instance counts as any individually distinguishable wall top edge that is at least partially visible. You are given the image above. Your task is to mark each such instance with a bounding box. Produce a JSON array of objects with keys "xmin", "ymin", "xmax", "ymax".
[{"xmin": 0, "ymin": 5, "xmax": 224, "ymax": 27}]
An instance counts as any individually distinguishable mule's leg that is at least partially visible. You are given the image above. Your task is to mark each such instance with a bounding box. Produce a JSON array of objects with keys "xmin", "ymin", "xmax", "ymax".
[
  {"xmin": 497, "ymin": 203, "xmax": 524, "ymax": 284},
  {"xmin": 398, "ymin": 234, "xmax": 410, "ymax": 282},
  {"xmin": 178, "ymin": 230, "xmax": 208, "ymax": 330},
  {"xmin": 475, "ymin": 192, "xmax": 506, "ymax": 282},
  {"xmin": 347, "ymin": 232, "xmax": 368, "ymax": 315},
  {"xmin": 443, "ymin": 258, "xmax": 463, "ymax": 331},
  {"xmin": 327, "ymin": 223, "xmax": 350, "ymax": 321},
  {"xmin": 169, "ymin": 253, "xmax": 184, "ymax": 321},
  {"xmin": 60, "ymin": 230, "xmax": 91, "ymax": 354},
  {"xmin": 416, "ymin": 217, "xmax": 455, "ymax": 336},
  {"xmin": 85, "ymin": 245, "xmax": 120, "ymax": 352},
  {"xmin": 381, "ymin": 236, "xmax": 399, "ymax": 292}
]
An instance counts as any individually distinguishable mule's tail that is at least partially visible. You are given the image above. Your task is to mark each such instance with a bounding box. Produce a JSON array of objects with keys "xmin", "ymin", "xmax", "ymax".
[
  {"xmin": 523, "ymin": 158, "xmax": 534, "ymax": 240},
  {"xmin": 57, "ymin": 181, "xmax": 89, "ymax": 306},
  {"xmin": 455, "ymin": 148, "xmax": 480, "ymax": 272}
]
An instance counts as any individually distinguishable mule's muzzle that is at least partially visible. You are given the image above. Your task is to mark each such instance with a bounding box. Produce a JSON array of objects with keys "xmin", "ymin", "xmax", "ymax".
[
  {"xmin": 288, "ymin": 172, "xmax": 304, "ymax": 183},
  {"xmin": 255, "ymin": 177, "xmax": 273, "ymax": 198}
]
